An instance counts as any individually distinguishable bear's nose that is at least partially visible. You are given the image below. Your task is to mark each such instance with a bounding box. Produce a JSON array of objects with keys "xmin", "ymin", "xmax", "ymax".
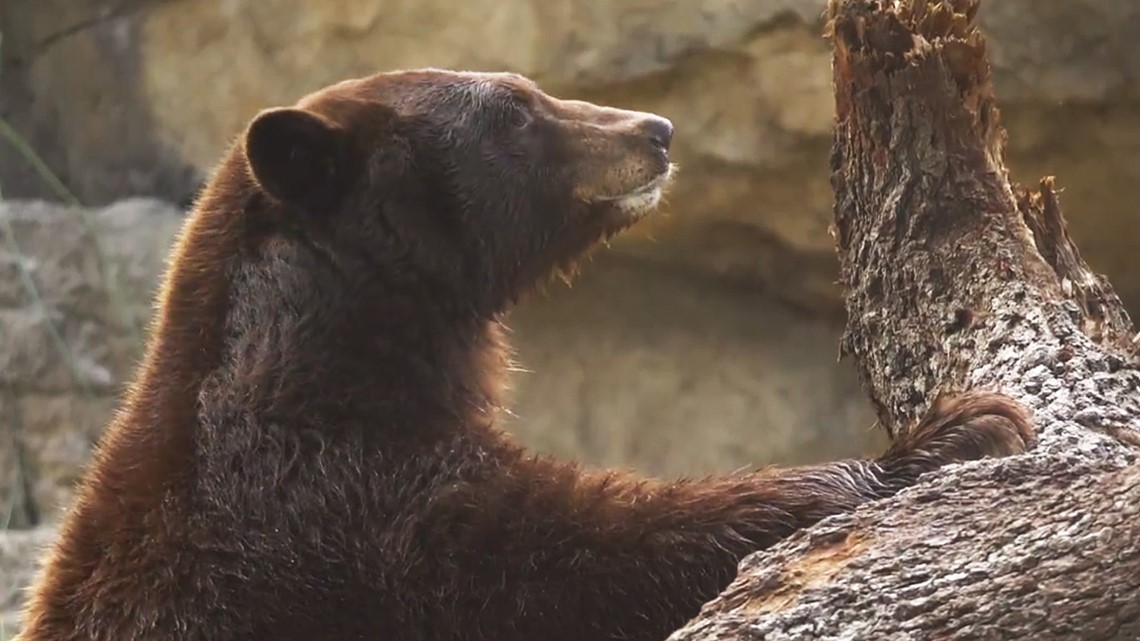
[{"xmin": 640, "ymin": 116, "xmax": 674, "ymax": 153}]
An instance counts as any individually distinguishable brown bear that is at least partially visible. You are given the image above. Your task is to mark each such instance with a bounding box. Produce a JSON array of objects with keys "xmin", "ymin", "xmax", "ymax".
[{"xmin": 16, "ymin": 69, "xmax": 1033, "ymax": 641}]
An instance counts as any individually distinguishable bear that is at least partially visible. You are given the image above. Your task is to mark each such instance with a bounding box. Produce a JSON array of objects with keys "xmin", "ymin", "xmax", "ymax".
[{"xmin": 15, "ymin": 69, "xmax": 1034, "ymax": 641}]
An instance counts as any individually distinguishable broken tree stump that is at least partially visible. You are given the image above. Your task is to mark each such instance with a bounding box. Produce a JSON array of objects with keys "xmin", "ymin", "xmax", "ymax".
[{"xmin": 669, "ymin": 1, "xmax": 1140, "ymax": 639}]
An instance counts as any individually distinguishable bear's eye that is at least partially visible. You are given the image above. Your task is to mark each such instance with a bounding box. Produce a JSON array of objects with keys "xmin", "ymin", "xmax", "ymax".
[{"xmin": 505, "ymin": 97, "xmax": 533, "ymax": 130}]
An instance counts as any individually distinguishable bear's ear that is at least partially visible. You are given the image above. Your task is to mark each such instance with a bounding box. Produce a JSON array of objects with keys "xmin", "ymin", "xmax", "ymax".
[{"xmin": 244, "ymin": 107, "xmax": 351, "ymax": 212}]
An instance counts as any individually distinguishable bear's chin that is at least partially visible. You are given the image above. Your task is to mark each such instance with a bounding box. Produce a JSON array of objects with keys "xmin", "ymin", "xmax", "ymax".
[
  {"xmin": 516, "ymin": 165, "xmax": 675, "ymax": 305},
  {"xmin": 605, "ymin": 163, "xmax": 677, "ymax": 222}
]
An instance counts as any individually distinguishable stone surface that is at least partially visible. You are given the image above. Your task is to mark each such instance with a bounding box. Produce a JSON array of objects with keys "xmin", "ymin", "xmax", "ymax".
[
  {"xmin": 508, "ymin": 256, "xmax": 884, "ymax": 477},
  {"xmin": 0, "ymin": 198, "xmax": 184, "ymax": 526},
  {"xmin": 0, "ymin": 526, "xmax": 53, "ymax": 638},
  {"xmin": 2, "ymin": 0, "xmax": 1139, "ymax": 315}
]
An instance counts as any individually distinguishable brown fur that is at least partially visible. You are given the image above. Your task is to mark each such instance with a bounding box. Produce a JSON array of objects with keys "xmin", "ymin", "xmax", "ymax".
[{"xmin": 16, "ymin": 70, "xmax": 1034, "ymax": 641}]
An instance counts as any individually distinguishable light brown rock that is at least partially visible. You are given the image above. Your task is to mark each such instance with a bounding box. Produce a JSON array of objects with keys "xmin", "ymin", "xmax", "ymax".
[{"xmin": 508, "ymin": 255, "xmax": 885, "ymax": 478}]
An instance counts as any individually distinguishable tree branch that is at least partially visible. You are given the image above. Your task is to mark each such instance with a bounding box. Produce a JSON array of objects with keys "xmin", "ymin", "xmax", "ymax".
[
  {"xmin": 827, "ymin": 0, "xmax": 1140, "ymax": 440},
  {"xmin": 670, "ymin": 0, "xmax": 1140, "ymax": 638}
]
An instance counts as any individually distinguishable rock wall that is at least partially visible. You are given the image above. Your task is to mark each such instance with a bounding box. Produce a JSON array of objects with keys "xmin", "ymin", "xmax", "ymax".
[
  {"xmin": 2, "ymin": 0, "xmax": 1139, "ymax": 315},
  {"xmin": 0, "ymin": 199, "xmax": 183, "ymax": 528}
]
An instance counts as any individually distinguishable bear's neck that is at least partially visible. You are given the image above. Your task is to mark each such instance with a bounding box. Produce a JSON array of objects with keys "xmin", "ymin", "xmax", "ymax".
[
  {"xmin": 211, "ymin": 228, "xmax": 511, "ymax": 437},
  {"xmin": 65, "ymin": 157, "xmax": 511, "ymax": 548},
  {"xmin": 108, "ymin": 168, "xmax": 509, "ymax": 488}
]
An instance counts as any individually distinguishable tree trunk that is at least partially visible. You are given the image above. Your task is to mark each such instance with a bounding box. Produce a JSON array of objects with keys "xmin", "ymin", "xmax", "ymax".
[{"xmin": 670, "ymin": 1, "xmax": 1140, "ymax": 639}]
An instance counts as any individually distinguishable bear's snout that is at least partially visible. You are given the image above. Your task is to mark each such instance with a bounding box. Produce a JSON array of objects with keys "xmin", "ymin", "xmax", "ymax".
[{"xmin": 555, "ymin": 102, "xmax": 676, "ymax": 212}]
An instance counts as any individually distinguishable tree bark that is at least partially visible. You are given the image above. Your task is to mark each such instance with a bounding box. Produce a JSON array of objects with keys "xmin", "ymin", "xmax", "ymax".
[{"xmin": 670, "ymin": 1, "xmax": 1140, "ymax": 639}]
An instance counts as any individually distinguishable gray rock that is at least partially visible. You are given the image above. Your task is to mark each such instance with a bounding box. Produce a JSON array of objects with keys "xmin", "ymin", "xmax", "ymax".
[
  {"xmin": 0, "ymin": 198, "xmax": 185, "ymax": 525},
  {"xmin": 0, "ymin": 526, "xmax": 55, "ymax": 638}
]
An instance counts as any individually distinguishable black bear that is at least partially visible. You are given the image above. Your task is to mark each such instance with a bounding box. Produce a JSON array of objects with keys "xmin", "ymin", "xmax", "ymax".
[{"xmin": 17, "ymin": 69, "xmax": 1033, "ymax": 641}]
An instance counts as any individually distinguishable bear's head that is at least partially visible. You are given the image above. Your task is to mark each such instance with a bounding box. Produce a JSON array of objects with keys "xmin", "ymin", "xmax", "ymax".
[{"xmin": 241, "ymin": 69, "xmax": 674, "ymax": 317}]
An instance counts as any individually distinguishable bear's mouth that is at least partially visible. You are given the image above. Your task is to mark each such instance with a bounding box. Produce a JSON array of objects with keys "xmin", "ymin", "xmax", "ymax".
[{"xmin": 601, "ymin": 164, "xmax": 677, "ymax": 219}]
